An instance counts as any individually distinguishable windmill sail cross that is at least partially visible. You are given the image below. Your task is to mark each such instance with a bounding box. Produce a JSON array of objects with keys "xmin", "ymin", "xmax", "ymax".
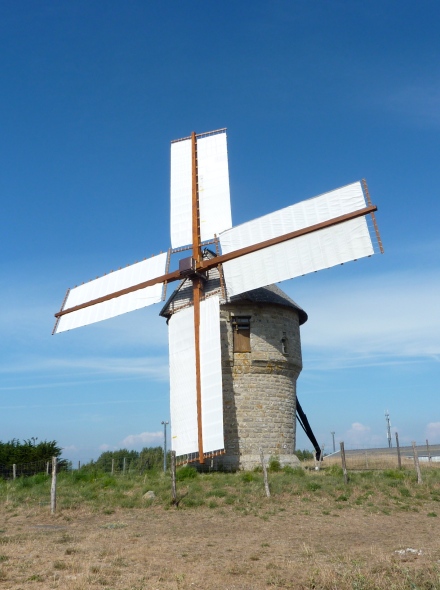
[{"xmin": 53, "ymin": 127, "xmax": 383, "ymax": 466}]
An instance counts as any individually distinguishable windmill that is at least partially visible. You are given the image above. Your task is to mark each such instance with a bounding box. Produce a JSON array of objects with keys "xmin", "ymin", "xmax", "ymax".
[{"xmin": 53, "ymin": 128, "xmax": 383, "ymax": 464}]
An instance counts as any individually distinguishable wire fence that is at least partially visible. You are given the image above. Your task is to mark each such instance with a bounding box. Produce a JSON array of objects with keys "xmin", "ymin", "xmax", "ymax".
[
  {"xmin": 0, "ymin": 459, "xmax": 52, "ymax": 479},
  {"xmin": 1, "ymin": 440, "xmax": 439, "ymax": 479},
  {"xmin": 322, "ymin": 442, "xmax": 440, "ymax": 471}
]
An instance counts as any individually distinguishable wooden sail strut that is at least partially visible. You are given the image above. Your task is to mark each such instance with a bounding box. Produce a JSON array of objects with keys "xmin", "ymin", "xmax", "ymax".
[
  {"xmin": 191, "ymin": 131, "xmax": 205, "ymax": 464},
  {"xmin": 54, "ymin": 203, "xmax": 377, "ymax": 320}
]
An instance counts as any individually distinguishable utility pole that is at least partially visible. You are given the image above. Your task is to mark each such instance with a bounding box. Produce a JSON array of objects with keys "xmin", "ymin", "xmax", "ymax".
[
  {"xmin": 161, "ymin": 420, "xmax": 169, "ymax": 473},
  {"xmin": 331, "ymin": 431, "xmax": 336, "ymax": 453},
  {"xmin": 385, "ymin": 410, "xmax": 392, "ymax": 448}
]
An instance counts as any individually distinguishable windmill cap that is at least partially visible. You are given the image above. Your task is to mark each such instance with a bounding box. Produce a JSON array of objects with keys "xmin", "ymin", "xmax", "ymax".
[
  {"xmin": 227, "ymin": 284, "xmax": 308, "ymax": 325},
  {"xmin": 160, "ymin": 249, "xmax": 307, "ymax": 324}
]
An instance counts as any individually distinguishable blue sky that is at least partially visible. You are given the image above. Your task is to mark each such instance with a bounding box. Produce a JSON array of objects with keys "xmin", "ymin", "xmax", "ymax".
[{"xmin": 1, "ymin": 1, "xmax": 439, "ymax": 463}]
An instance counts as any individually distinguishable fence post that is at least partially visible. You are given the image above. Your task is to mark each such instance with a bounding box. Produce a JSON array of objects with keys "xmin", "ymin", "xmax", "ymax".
[
  {"xmin": 426, "ymin": 439, "xmax": 431, "ymax": 463},
  {"xmin": 412, "ymin": 441, "xmax": 422, "ymax": 484},
  {"xmin": 50, "ymin": 457, "xmax": 57, "ymax": 514},
  {"xmin": 12, "ymin": 464, "xmax": 16, "ymax": 480},
  {"xmin": 111, "ymin": 458, "xmax": 115, "ymax": 475},
  {"xmin": 340, "ymin": 441, "xmax": 348, "ymax": 484},
  {"xmin": 170, "ymin": 451, "xmax": 177, "ymax": 505},
  {"xmin": 395, "ymin": 432, "xmax": 401, "ymax": 469},
  {"xmin": 123, "ymin": 457, "xmax": 126, "ymax": 475},
  {"xmin": 259, "ymin": 448, "xmax": 270, "ymax": 497},
  {"xmin": 78, "ymin": 461, "xmax": 81, "ymax": 470}
]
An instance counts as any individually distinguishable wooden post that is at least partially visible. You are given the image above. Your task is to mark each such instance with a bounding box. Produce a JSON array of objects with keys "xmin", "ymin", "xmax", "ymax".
[
  {"xmin": 111, "ymin": 458, "xmax": 115, "ymax": 475},
  {"xmin": 171, "ymin": 451, "xmax": 177, "ymax": 505},
  {"xmin": 365, "ymin": 450, "xmax": 369, "ymax": 469},
  {"xmin": 412, "ymin": 441, "xmax": 422, "ymax": 484},
  {"xmin": 50, "ymin": 457, "xmax": 57, "ymax": 514},
  {"xmin": 426, "ymin": 439, "xmax": 431, "ymax": 463},
  {"xmin": 123, "ymin": 457, "xmax": 126, "ymax": 475},
  {"xmin": 259, "ymin": 448, "xmax": 270, "ymax": 498},
  {"xmin": 340, "ymin": 442, "xmax": 348, "ymax": 485},
  {"xmin": 12, "ymin": 464, "xmax": 16, "ymax": 480},
  {"xmin": 395, "ymin": 432, "xmax": 401, "ymax": 469},
  {"xmin": 46, "ymin": 461, "xmax": 50, "ymax": 475}
]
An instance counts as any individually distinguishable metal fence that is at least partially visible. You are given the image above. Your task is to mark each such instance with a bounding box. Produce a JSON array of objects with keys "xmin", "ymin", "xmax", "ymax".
[{"xmin": 323, "ymin": 442, "xmax": 440, "ymax": 471}]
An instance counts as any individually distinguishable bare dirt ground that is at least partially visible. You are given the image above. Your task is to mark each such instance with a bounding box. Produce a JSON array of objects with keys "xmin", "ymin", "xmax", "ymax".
[{"xmin": 1, "ymin": 497, "xmax": 439, "ymax": 589}]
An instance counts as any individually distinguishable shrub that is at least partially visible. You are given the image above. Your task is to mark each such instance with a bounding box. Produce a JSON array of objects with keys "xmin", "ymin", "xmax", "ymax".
[
  {"xmin": 325, "ymin": 465, "xmax": 343, "ymax": 477},
  {"xmin": 268, "ymin": 457, "xmax": 282, "ymax": 472},
  {"xmin": 294, "ymin": 449, "xmax": 314, "ymax": 461},
  {"xmin": 176, "ymin": 466, "xmax": 198, "ymax": 481},
  {"xmin": 241, "ymin": 472, "xmax": 255, "ymax": 482}
]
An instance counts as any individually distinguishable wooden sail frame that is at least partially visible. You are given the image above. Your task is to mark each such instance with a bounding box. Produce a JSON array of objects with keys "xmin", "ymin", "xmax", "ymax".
[{"xmin": 54, "ymin": 203, "xmax": 378, "ymax": 321}]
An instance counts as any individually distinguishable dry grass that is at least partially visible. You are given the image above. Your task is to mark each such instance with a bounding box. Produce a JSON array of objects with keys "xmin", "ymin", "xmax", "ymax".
[{"xmin": 0, "ymin": 466, "xmax": 439, "ymax": 589}]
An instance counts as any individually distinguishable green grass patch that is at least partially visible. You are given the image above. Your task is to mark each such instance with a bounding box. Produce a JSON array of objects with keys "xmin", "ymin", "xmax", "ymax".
[
  {"xmin": 175, "ymin": 466, "xmax": 198, "ymax": 481},
  {"xmin": 0, "ymin": 464, "xmax": 439, "ymax": 515}
]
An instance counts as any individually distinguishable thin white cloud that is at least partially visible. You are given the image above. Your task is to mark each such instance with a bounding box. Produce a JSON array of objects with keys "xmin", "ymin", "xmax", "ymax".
[
  {"xmin": 0, "ymin": 355, "xmax": 168, "ymax": 373},
  {"xmin": 426, "ymin": 422, "xmax": 440, "ymax": 443},
  {"xmin": 0, "ymin": 399, "xmax": 151, "ymax": 410},
  {"xmin": 121, "ymin": 431, "xmax": 163, "ymax": 448},
  {"xmin": 98, "ymin": 443, "xmax": 115, "ymax": 452},
  {"xmin": 0, "ymin": 277, "xmax": 168, "ymax": 351},
  {"xmin": 285, "ymin": 268, "xmax": 440, "ymax": 370},
  {"xmin": 343, "ymin": 422, "xmax": 384, "ymax": 448}
]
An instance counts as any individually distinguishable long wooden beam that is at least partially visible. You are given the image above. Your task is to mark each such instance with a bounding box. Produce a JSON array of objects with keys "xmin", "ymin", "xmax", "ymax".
[
  {"xmin": 54, "ymin": 268, "xmax": 182, "ymax": 318},
  {"xmin": 191, "ymin": 131, "xmax": 205, "ymax": 464},
  {"xmin": 199, "ymin": 205, "xmax": 378, "ymax": 272},
  {"xmin": 55, "ymin": 204, "xmax": 378, "ymax": 320}
]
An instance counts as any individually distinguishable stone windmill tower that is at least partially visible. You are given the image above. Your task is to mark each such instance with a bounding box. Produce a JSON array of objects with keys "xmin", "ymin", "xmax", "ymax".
[{"xmin": 160, "ymin": 250, "xmax": 308, "ymax": 470}]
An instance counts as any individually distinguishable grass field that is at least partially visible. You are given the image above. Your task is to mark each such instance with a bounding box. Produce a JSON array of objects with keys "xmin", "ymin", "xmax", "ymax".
[{"xmin": 0, "ymin": 464, "xmax": 439, "ymax": 589}]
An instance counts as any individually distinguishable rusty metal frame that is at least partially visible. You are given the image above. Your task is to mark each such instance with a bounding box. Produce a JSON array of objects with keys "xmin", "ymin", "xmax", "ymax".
[
  {"xmin": 52, "ymin": 288, "xmax": 70, "ymax": 334},
  {"xmin": 361, "ymin": 179, "xmax": 384, "ymax": 254},
  {"xmin": 171, "ymin": 128, "xmax": 227, "ymax": 144},
  {"xmin": 161, "ymin": 248, "xmax": 172, "ymax": 302},
  {"xmin": 176, "ymin": 448, "xmax": 226, "ymax": 466},
  {"xmin": 213, "ymin": 235, "xmax": 227, "ymax": 301}
]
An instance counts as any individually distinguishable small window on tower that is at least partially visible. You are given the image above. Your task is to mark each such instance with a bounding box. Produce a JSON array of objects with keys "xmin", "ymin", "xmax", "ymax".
[
  {"xmin": 232, "ymin": 316, "xmax": 251, "ymax": 352},
  {"xmin": 281, "ymin": 332, "xmax": 288, "ymax": 354}
]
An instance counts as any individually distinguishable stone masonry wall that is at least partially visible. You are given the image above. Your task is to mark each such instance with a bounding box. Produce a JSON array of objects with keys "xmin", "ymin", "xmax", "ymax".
[{"xmin": 216, "ymin": 302, "xmax": 303, "ymax": 470}]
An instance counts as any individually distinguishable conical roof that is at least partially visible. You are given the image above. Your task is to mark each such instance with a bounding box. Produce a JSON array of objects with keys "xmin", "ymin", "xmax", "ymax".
[{"xmin": 227, "ymin": 284, "xmax": 307, "ymax": 325}]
